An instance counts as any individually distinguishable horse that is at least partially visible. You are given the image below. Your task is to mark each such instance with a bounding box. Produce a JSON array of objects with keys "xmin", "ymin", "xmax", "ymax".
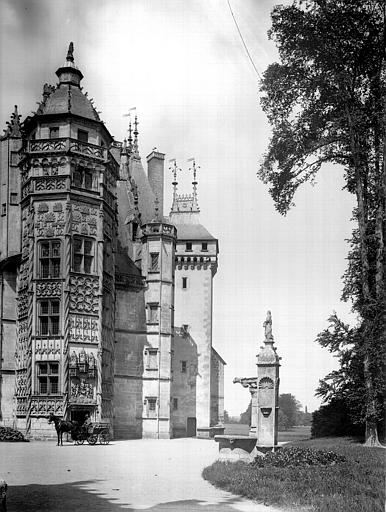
[{"xmin": 48, "ymin": 413, "xmax": 77, "ymax": 446}]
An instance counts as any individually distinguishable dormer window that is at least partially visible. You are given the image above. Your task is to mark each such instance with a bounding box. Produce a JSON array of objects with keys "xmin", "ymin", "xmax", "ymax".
[
  {"xmin": 50, "ymin": 127, "xmax": 59, "ymax": 139},
  {"xmin": 77, "ymin": 129, "xmax": 88, "ymax": 143}
]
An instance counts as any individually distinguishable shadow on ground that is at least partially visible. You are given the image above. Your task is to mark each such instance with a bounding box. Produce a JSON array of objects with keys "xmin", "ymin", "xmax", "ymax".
[{"xmin": 8, "ymin": 481, "xmax": 251, "ymax": 511}]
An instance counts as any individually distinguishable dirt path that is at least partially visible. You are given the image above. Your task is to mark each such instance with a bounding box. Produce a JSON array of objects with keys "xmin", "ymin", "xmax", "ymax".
[{"xmin": 0, "ymin": 438, "xmax": 290, "ymax": 511}]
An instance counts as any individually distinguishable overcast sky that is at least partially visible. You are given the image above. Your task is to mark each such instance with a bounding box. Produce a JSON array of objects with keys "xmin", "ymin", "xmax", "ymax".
[{"xmin": 0, "ymin": 0, "xmax": 356, "ymax": 416}]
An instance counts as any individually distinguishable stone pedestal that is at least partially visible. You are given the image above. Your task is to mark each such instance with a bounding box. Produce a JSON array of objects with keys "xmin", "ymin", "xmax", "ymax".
[{"xmin": 223, "ymin": 311, "xmax": 281, "ymax": 462}]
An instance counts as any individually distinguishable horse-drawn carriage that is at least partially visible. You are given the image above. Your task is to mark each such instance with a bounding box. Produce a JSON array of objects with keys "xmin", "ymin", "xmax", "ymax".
[
  {"xmin": 72, "ymin": 422, "xmax": 111, "ymax": 445},
  {"xmin": 48, "ymin": 413, "xmax": 111, "ymax": 446}
]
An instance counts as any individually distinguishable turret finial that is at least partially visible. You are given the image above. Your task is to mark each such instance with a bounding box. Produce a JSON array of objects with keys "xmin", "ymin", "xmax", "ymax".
[
  {"xmin": 67, "ymin": 42, "xmax": 74, "ymax": 62},
  {"xmin": 133, "ymin": 115, "xmax": 139, "ymax": 157},
  {"xmin": 188, "ymin": 157, "xmax": 200, "ymax": 210},
  {"xmin": 169, "ymin": 159, "xmax": 181, "ymax": 210}
]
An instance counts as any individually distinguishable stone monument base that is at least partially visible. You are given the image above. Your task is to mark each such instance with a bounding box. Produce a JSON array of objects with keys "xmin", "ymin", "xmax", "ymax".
[{"xmin": 214, "ymin": 435, "xmax": 282, "ymax": 463}]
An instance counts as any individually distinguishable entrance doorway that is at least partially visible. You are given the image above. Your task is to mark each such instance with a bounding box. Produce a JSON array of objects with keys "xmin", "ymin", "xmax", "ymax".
[
  {"xmin": 70, "ymin": 409, "xmax": 91, "ymax": 425},
  {"xmin": 187, "ymin": 417, "xmax": 196, "ymax": 437}
]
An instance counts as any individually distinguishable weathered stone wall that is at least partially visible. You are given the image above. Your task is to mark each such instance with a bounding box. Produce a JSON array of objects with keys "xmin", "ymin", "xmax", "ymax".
[
  {"xmin": 171, "ymin": 330, "xmax": 197, "ymax": 437},
  {"xmin": 113, "ymin": 286, "xmax": 147, "ymax": 438},
  {"xmin": 0, "ymin": 268, "xmax": 17, "ymax": 425},
  {"xmin": 210, "ymin": 349, "xmax": 225, "ymax": 426},
  {"xmin": 174, "ymin": 265, "xmax": 213, "ymax": 435},
  {"xmin": 0, "ymin": 136, "xmax": 22, "ymax": 263}
]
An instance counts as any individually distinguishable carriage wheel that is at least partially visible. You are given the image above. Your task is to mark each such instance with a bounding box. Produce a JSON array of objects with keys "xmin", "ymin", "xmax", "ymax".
[
  {"xmin": 99, "ymin": 432, "xmax": 111, "ymax": 445},
  {"xmin": 75, "ymin": 439, "xmax": 85, "ymax": 445},
  {"xmin": 87, "ymin": 434, "xmax": 98, "ymax": 445}
]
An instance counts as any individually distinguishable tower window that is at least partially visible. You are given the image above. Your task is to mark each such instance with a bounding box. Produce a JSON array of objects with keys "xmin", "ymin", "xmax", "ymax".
[
  {"xmin": 1, "ymin": 204, "xmax": 6, "ymax": 216},
  {"xmin": 149, "ymin": 252, "xmax": 159, "ymax": 272},
  {"xmin": 73, "ymin": 236, "xmax": 94, "ymax": 274},
  {"xmin": 77, "ymin": 129, "xmax": 89, "ymax": 143},
  {"xmin": 181, "ymin": 361, "xmax": 187, "ymax": 373},
  {"xmin": 39, "ymin": 240, "xmax": 61, "ymax": 278},
  {"xmin": 38, "ymin": 300, "xmax": 60, "ymax": 336},
  {"xmin": 201, "ymin": 242, "xmax": 208, "ymax": 251},
  {"xmin": 185, "ymin": 242, "xmax": 192, "ymax": 251},
  {"xmin": 49, "ymin": 127, "xmax": 59, "ymax": 139},
  {"xmin": 147, "ymin": 304, "xmax": 159, "ymax": 324},
  {"xmin": 145, "ymin": 348, "xmax": 158, "ymax": 370},
  {"xmin": 72, "ymin": 166, "xmax": 94, "ymax": 190},
  {"xmin": 146, "ymin": 397, "xmax": 157, "ymax": 418},
  {"xmin": 173, "ymin": 398, "xmax": 178, "ymax": 411},
  {"xmin": 37, "ymin": 362, "xmax": 59, "ymax": 395},
  {"xmin": 10, "ymin": 152, "xmax": 19, "ymax": 166},
  {"xmin": 182, "ymin": 277, "xmax": 187, "ymax": 289},
  {"xmin": 10, "ymin": 193, "xmax": 18, "ymax": 205}
]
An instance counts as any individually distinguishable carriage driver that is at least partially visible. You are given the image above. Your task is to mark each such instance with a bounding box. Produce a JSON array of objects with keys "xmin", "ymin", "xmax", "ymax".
[{"xmin": 82, "ymin": 413, "xmax": 92, "ymax": 433}]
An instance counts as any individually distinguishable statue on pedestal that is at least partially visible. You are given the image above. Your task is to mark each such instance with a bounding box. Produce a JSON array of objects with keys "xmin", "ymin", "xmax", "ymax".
[{"xmin": 263, "ymin": 310, "xmax": 273, "ymax": 340}]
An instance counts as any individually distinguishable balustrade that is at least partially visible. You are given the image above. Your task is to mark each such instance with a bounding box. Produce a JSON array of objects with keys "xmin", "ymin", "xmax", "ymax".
[{"xmin": 28, "ymin": 138, "xmax": 107, "ymax": 161}]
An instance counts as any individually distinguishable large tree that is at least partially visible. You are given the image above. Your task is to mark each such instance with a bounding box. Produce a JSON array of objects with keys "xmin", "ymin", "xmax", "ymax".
[{"xmin": 259, "ymin": 0, "xmax": 385, "ymax": 445}]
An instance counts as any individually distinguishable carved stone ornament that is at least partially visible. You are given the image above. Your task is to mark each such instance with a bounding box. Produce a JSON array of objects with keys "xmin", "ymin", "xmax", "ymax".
[
  {"xmin": 69, "ymin": 275, "xmax": 99, "ymax": 314},
  {"xmin": 259, "ymin": 377, "xmax": 274, "ymax": 389},
  {"xmin": 36, "ymin": 281, "xmax": 62, "ymax": 298},
  {"xmin": 30, "ymin": 397, "xmax": 64, "ymax": 416}
]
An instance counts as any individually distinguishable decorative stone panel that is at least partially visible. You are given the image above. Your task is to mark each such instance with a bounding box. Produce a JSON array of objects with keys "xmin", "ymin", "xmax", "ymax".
[
  {"xmin": 69, "ymin": 275, "xmax": 99, "ymax": 314},
  {"xmin": 30, "ymin": 397, "xmax": 64, "ymax": 416},
  {"xmin": 69, "ymin": 314, "xmax": 98, "ymax": 343},
  {"xmin": 34, "ymin": 338, "xmax": 61, "ymax": 357},
  {"xmin": 16, "ymin": 370, "xmax": 27, "ymax": 397},
  {"xmin": 17, "ymin": 290, "xmax": 29, "ymax": 319},
  {"xmin": 71, "ymin": 203, "xmax": 98, "ymax": 236},
  {"xmin": 16, "ymin": 397, "xmax": 28, "ymax": 416},
  {"xmin": 35, "ymin": 201, "xmax": 65, "ymax": 238},
  {"xmin": 70, "ymin": 378, "xmax": 95, "ymax": 404},
  {"xmin": 36, "ymin": 281, "xmax": 62, "ymax": 298},
  {"xmin": 34, "ymin": 176, "xmax": 66, "ymax": 192}
]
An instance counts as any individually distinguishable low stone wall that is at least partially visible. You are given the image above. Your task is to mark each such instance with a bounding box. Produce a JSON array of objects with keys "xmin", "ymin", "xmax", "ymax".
[{"xmin": 214, "ymin": 435, "xmax": 281, "ymax": 463}]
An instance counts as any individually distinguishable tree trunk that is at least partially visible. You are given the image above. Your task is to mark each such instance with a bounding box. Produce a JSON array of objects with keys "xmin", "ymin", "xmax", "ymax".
[{"xmin": 346, "ymin": 108, "xmax": 383, "ymax": 446}]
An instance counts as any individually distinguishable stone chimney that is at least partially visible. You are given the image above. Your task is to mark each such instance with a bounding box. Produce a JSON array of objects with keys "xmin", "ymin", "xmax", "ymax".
[{"xmin": 147, "ymin": 150, "xmax": 165, "ymax": 218}]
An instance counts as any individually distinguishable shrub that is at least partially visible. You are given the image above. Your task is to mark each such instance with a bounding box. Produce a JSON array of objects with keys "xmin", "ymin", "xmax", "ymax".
[
  {"xmin": 0, "ymin": 426, "xmax": 28, "ymax": 442},
  {"xmin": 252, "ymin": 446, "xmax": 346, "ymax": 468}
]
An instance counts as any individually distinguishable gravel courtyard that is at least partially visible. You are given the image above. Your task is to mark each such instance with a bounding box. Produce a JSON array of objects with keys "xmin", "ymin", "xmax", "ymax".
[{"xmin": 0, "ymin": 437, "xmax": 286, "ymax": 512}]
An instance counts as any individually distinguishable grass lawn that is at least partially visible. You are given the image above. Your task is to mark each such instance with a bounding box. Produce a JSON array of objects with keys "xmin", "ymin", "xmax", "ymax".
[{"xmin": 203, "ymin": 437, "xmax": 385, "ymax": 512}]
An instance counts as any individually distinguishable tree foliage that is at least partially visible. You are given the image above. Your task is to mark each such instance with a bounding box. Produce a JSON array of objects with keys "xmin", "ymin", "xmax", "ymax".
[
  {"xmin": 259, "ymin": 0, "xmax": 385, "ymax": 445},
  {"xmin": 279, "ymin": 393, "xmax": 302, "ymax": 429},
  {"xmin": 311, "ymin": 399, "xmax": 364, "ymax": 438},
  {"xmin": 239, "ymin": 401, "xmax": 251, "ymax": 424}
]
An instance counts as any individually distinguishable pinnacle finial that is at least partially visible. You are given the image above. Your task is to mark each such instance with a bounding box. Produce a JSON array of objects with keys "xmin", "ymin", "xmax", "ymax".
[
  {"xmin": 67, "ymin": 42, "xmax": 74, "ymax": 62},
  {"xmin": 188, "ymin": 157, "xmax": 200, "ymax": 210},
  {"xmin": 133, "ymin": 115, "xmax": 139, "ymax": 157}
]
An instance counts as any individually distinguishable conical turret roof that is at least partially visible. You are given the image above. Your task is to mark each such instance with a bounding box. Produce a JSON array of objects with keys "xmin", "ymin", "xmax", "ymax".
[{"xmin": 38, "ymin": 43, "xmax": 101, "ymax": 122}]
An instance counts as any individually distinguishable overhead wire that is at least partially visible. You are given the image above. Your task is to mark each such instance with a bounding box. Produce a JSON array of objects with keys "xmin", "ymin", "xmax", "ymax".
[{"xmin": 226, "ymin": 0, "xmax": 262, "ymax": 80}]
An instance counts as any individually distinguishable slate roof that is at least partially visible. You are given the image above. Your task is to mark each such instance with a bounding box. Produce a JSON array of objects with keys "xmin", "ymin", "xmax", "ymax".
[
  {"xmin": 40, "ymin": 84, "xmax": 100, "ymax": 121},
  {"xmin": 173, "ymin": 222, "xmax": 216, "ymax": 241}
]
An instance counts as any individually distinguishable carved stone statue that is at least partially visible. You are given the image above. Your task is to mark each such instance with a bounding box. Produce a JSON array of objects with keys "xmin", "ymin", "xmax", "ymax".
[{"xmin": 263, "ymin": 310, "xmax": 273, "ymax": 340}]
